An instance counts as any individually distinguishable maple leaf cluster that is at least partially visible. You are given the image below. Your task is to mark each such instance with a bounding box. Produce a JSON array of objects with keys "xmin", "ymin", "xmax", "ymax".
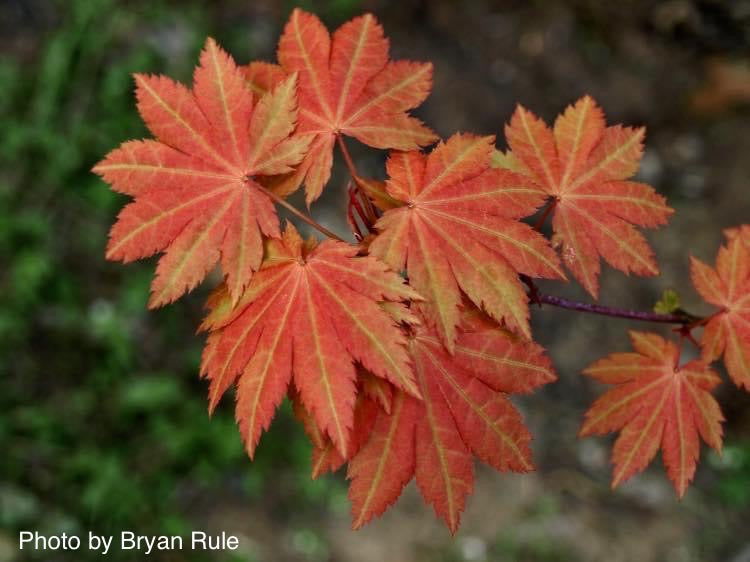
[{"xmin": 94, "ymin": 8, "xmax": 750, "ymax": 532}]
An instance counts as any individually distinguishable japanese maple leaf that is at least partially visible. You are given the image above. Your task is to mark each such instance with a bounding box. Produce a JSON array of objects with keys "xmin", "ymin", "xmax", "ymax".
[
  {"xmin": 292, "ymin": 383, "xmax": 382, "ymax": 479},
  {"xmin": 94, "ymin": 38, "xmax": 310, "ymax": 307},
  {"xmin": 269, "ymin": 8, "xmax": 437, "ymax": 203},
  {"xmin": 199, "ymin": 224, "xmax": 420, "ymax": 459},
  {"xmin": 503, "ymin": 96, "xmax": 673, "ymax": 298},
  {"xmin": 580, "ymin": 332, "xmax": 724, "ymax": 497},
  {"xmin": 369, "ymin": 133, "xmax": 563, "ymax": 350},
  {"xmin": 293, "ymin": 310, "xmax": 404, "ymax": 479},
  {"xmin": 347, "ymin": 310, "xmax": 556, "ymax": 532},
  {"xmin": 244, "ymin": 61, "xmax": 286, "ymax": 103},
  {"xmin": 691, "ymin": 234, "xmax": 750, "ymax": 389}
]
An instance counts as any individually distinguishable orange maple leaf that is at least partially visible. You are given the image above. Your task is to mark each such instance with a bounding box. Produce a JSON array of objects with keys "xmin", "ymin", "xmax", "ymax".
[
  {"xmin": 292, "ymin": 383, "xmax": 382, "ymax": 479},
  {"xmin": 294, "ymin": 310, "xmax": 404, "ymax": 480},
  {"xmin": 581, "ymin": 332, "xmax": 724, "ymax": 497},
  {"xmin": 347, "ymin": 310, "xmax": 555, "ymax": 532},
  {"xmin": 503, "ymin": 96, "xmax": 673, "ymax": 298},
  {"xmin": 266, "ymin": 8, "xmax": 437, "ymax": 202},
  {"xmin": 243, "ymin": 61, "xmax": 287, "ymax": 103},
  {"xmin": 199, "ymin": 224, "xmax": 420, "ymax": 459},
  {"xmin": 691, "ymin": 232, "xmax": 750, "ymax": 389},
  {"xmin": 369, "ymin": 133, "xmax": 563, "ymax": 349},
  {"xmin": 94, "ymin": 38, "xmax": 310, "ymax": 307}
]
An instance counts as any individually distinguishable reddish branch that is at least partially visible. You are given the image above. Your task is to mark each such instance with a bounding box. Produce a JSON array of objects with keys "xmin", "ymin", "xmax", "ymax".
[
  {"xmin": 534, "ymin": 293, "xmax": 701, "ymax": 325},
  {"xmin": 521, "ymin": 274, "xmax": 702, "ymax": 326}
]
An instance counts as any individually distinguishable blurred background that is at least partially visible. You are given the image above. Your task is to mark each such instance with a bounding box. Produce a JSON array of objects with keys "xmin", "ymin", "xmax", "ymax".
[{"xmin": 2, "ymin": 0, "xmax": 750, "ymax": 560}]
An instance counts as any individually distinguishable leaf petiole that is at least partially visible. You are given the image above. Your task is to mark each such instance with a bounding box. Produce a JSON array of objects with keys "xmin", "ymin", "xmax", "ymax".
[
  {"xmin": 337, "ymin": 134, "xmax": 378, "ymax": 225},
  {"xmin": 253, "ymin": 182, "xmax": 347, "ymax": 243}
]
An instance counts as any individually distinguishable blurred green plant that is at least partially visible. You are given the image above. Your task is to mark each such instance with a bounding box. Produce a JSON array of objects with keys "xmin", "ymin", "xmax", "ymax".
[{"xmin": 710, "ymin": 441, "xmax": 750, "ymax": 508}]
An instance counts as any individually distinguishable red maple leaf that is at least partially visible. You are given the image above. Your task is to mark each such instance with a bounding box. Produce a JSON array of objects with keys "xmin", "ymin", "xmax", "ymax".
[
  {"xmin": 94, "ymin": 39, "xmax": 310, "ymax": 307},
  {"xmin": 691, "ymin": 233, "xmax": 750, "ymax": 389},
  {"xmin": 292, "ymin": 382, "xmax": 382, "ymax": 479},
  {"xmin": 269, "ymin": 8, "xmax": 437, "ymax": 202},
  {"xmin": 580, "ymin": 332, "xmax": 724, "ymax": 496},
  {"xmin": 503, "ymin": 96, "xmax": 673, "ymax": 298},
  {"xmin": 244, "ymin": 61, "xmax": 287, "ymax": 103},
  {"xmin": 293, "ymin": 307, "xmax": 406, "ymax": 479},
  {"xmin": 347, "ymin": 310, "xmax": 555, "ymax": 532},
  {"xmin": 200, "ymin": 224, "xmax": 420, "ymax": 459},
  {"xmin": 369, "ymin": 133, "xmax": 563, "ymax": 349}
]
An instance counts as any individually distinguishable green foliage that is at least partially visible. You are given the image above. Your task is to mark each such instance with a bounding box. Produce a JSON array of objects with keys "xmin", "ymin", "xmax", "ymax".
[
  {"xmin": 710, "ymin": 441, "xmax": 750, "ymax": 507},
  {"xmin": 653, "ymin": 288, "xmax": 681, "ymax": 314}
]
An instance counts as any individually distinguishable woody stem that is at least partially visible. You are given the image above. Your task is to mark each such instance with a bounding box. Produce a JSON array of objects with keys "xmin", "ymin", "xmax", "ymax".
[
  {"xmin": 534, "ymin": 292, "xmax": 702, "ymax": 324},
  {"xmin": 254, "ymin": 183, "xmax": 346, "ymax": 243},
  {"xmin": 521, "ymin": 275, "xmax": 703, "ymax": 325}
]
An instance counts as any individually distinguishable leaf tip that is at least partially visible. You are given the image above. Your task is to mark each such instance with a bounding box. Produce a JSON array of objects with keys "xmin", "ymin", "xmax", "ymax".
[
  {"xmin": 132, "ymin": 72, "xmax": 149, "ymax": 87},
  {"xmin": 578, "ymin": 422, "xmax": 593, "ymax": 439}
]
